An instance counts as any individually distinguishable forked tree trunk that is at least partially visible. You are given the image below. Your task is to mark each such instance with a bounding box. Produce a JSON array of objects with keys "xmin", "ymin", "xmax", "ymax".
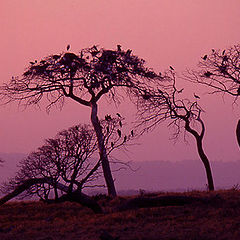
[
  {"xmin": 90, "ymin": 102, "xmax": 117, "ymax": 197},
  {"xmin": 236, "ymin": 119, "xmax": 240, "ymax": 148}
]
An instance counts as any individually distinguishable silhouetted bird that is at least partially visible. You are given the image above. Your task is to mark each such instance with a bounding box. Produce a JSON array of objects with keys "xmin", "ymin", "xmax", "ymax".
[
  {"xmin": 126, "ymin": 49, "xmax": 132, "ymax": 55},
  {"xmin": 30, "ymin": 61, "xmax": 35, "ymax": 65},
  {"xmin": 222, "ymin": 50, "xmax": 225, "ymax": 55},
  {"xmin": 67, "ymin": 44, "xmax": 70, "ymax": 51},
  {"xmin": 204, "ymin": 71, "xmax": 213, "ymax": 78},
  {"xmin": 170, "ymin": 66, "xmax": 174, "ymax": 70},
  {"xmin": 111, "ymin": 142, "xmax": 114, "ymax": 148},
  {"xmin": 194, "ymin": 93, "xmax": 200, "ymax": 99},
  {"xmin": 117, "ymin": 45, "xmax": 121, "ymax": 51},
  {"xmin": 117, "ymin": 129, "xmax": 121, "ymax": 138},
  {"xmin": 177, "ymin": 88, "xmax": 184, "ymax": 93},
  {"xmin": 203, "ymin": 55, "xmax": 207, "ymax": 60},
  {"xmin": 212, "ymin": 49, "xmax": 215, "ymax": 52},
  {"xmin": 116, "ymin": 113, "xmax": 121, "ymax": 117},
  {"xmin": 119, "ymin": 121, "xmax": 122, "ymax": 127},
  {"xmin": 124, "ymin": 136, "xmax": 127, "ymax": 142},
  {"xmin": 105, "ymin": 115, "xmax": 112, "ymax": 121},
  {"xmin": 131, "ymin": 130, "xmax": 134, "ymax": 137}
]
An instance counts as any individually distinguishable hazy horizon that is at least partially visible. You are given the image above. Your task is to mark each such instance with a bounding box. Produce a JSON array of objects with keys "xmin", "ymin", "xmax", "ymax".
[{"xmin": 1, "ymin": 1, "xmax": 240, "ymax": 195}]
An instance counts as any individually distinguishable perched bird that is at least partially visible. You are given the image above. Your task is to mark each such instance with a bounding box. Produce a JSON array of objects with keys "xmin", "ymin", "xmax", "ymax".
[
  {"xmin": 194, "ymin": 93, "xmax": 200, "ymax": 99},
  {"xmin": 212, "ymin": 49, "xmax": 215, "ymax": 52},
  {"xmin": 202, "ymin": 55, "xmax": 207, "ymax": 60},
  {"xmin": 105, "ymin": 115, "xmax": 112, "ymax": 121},
  {"xmin": 170, "ymin": 66, "xmax": 174, "ymax": 71},
  {"xmin": 111, "ymin": 142, "xmax": 114, "ymax": 148},
  {"xmin": 222, "ymin": 50, "xmax": 225, "ymax": 55},
  {"xmin": 67, "ymin": 44, "xmax": 70, "ymax": 51},
  {"xmin": 119, "ymin": 120, "xmax": 122, "ymax": 127},
  {"xmin": 177, "ymin": 88, "xmax": 184, "ymax": 93},
  {"xmin": 117, "ymin": 45, "xmax": 121, "ymax": 51},
  {"xmin": 116, "ymin": 113, "xmax": 121, "ymax": 117},
  {"xmin": 123, "ymin": 136, "xmax": 127, "ymax": 142},
  {"xmin": 126, "ymin": 49, "xmax": 132, "ymax": 55},
  {"xmin": 131, "ymin": 130, "xmax": 134, "ymax": 137},
  {"xmin": 204, "ymin": 71, "xmax": 213, "ymax": 78},
  {"xmin": 29, "ymin": 61, "xmax": 35, "ymax": 65},
  {"xmin": 117, "ymin": 129, "xmax": 121, "ymax": 138}
]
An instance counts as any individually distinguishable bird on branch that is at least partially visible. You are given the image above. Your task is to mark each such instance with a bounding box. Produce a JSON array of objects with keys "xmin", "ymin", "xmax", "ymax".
[
  {"xmin": 202, "ymin": 55, "xmax": 207, "ymax": 60},
  {"xmin": 170, "ymin": 66, "xmax": 174, "ymax": 71},
  {"xmin": 117, "ymin": 45, "xmax": 121, "ymax": 51},
  {"xmin": 194, "ymin": 93, "xmax": 200, "ymax": 99},
  {"xmin": 105, "ymin": 115, "xmax": 112, "ymax": 121},
  {"xmin": 177, "ymin": 88, "xmax": 184, "ymax": 93},
  {"xmin": 67, "ymin": 44, "xmax": 70, "ymax": 51}
]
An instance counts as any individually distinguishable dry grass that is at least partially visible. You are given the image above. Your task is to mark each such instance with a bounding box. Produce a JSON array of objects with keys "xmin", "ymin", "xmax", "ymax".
[{"xmin": 0, "ymin": 190, "xmax": 240, "ymax": 240}]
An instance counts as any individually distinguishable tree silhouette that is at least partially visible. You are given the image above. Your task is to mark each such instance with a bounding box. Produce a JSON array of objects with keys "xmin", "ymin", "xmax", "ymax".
[
  {"xmin": 136, "ymin": 71, "xmax": 214, "ymax": 191},
  {"xmin": 186, "ymin": 44, "xmax": 240, "ymax": 97},
  {"xmin": 0, "ymin": 45, "xmax": 160, "ymax": 196},
  {"xmin": 185, "ymin": 44, "xmax": 240, "ymax": 149},
  {"xmin": 1, "ymin": 117, "xmax": 134, "ymax": 207}
]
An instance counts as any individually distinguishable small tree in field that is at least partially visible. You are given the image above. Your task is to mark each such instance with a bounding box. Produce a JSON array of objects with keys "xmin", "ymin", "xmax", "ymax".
[
  {"xmin": 136, "ymin": 71, "xmax": 214, "ymax": 191},
  {"xmin": 0, "ymin": 45, "xmax": 161, "ymax": 196},
  {"xmin": 1, "ymin": 116, "xmax": 134, "ymax": 208},
  {"xmin": 185, "ymin": 44, "xmax": 240, "ymax": 148}
]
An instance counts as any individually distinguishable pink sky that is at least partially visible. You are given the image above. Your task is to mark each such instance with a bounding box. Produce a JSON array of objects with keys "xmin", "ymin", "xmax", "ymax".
[{"xmin": 0, "ymin": 0, "xmax": 240, "ymax": 164}]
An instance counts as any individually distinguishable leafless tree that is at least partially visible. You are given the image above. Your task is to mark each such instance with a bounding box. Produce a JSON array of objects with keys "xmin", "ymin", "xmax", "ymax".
[
  {"xmin": 185, "ymin": 44, "xmax": 240, "ymax": 148},
  {"xmin": 136, "ymin": 71, "xmax": 214, "ymax": 191},
  {"xmin": 0, "ymin": 45, "xmax": 161, "ymax": 196},
  {"xmin": 185, "ymin": 44, "xmax": 240, "ymax": 98},
  {"xmin": 2, "ymin": 117, "xmax": 134, "ymax": 203}
]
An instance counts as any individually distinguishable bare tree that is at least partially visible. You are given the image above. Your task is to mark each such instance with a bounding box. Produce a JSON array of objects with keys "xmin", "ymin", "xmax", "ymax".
[
  {"xmin": 136, "ymin": 71, "xmax": 214, "ymax": 191},
  {"xmin": 2, "ymin": 117, "xmax": 134, "ymax": 204},
  {"xmin": 185, "ymin": 44, "xmax": 240, "ymax": 148},
  {"xmin": 0, "ymin": 45, "xmax": 160, "ymax": 196},
  {"xmin": 185, "ymin": 44, "xmax": 240, "ymax": 98}
]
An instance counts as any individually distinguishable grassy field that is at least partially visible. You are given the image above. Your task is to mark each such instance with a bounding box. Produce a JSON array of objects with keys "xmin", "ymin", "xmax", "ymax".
[{"xmin": 0, "ymin": 190, "xmax": 240, "ymax": 240}]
